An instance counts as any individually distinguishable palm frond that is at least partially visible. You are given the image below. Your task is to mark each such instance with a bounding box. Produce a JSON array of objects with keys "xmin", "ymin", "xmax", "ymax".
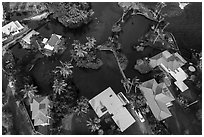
[
  {"xmin": 52, "ymin": 79, "xmax": 67, "ymax": 95},
  {"xmin": 55, "ymin": 61, "xmax": 74, "ymax": 78}
]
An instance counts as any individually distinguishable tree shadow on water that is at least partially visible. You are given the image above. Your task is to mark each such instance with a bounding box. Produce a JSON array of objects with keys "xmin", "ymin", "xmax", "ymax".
[{"xmin": 62, "ymin": 21, "xmax": 93, "ymax": 37}]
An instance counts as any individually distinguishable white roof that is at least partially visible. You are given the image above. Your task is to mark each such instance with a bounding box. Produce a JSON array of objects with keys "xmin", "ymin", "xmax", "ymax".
[
  {"xmin": 22, "ymin": 30, "xmax": 39, "ymax": 44},
  {"xmin": 160, "ymin": 63, "xmax": 170, "ymax": 72},
  {"xmin": 149, "ymin": 50, "xmax": 187, "ymax": 71},
  {"xmin": 174, "ymin": 52, "xmax": 187, "ymax": 64},
  {"xmin": 89, "ymin": 87, "xmax": 123, "ymax": 117},
  {"xmin": 42, "ymin": 38, "xmax": 48, "ymax": 44},
  {"xmin": 100, "ymin": 90, "xmax": 124, "ymax": 115},
  {"xmin": 169, "ymin": 67, "xmax": 188, "ymax": 82},
  {"xmin": 160, "ymin": 63, "xmax": 189, "ymax": 92},
  {"xmin": 89, "ymin": 87, "xmax": 135, "ymax": 132},
  {"xmin": 14, "ymin": 21, "xmax": 24, "ymax": 30},
  {"xmin": 2, "ymin": 21, "xmax": 24, "ymax": 35},
  {"xmin": 44, "ymin": 44, "xmax": 54, "ymax": 51},
  {"xmin": 112, "ymin": 107, "xmax": 135, "ymax": 132},
  {"xmin": 174, "ymin": 81, "xmax": 189, "ymax": 92},
  {"xmin": 162, "ymin": 50, "xmax": 172, "ymax": 59}
]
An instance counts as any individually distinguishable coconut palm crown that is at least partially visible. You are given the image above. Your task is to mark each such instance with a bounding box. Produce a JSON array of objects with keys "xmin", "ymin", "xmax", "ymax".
[
  {"xmin": 20, "ymin": 84, "xmax": 38, "ymax": 100},
  {"xmin": 56, "ymin": 61, "xmax": 74, "ymax": 78},
  {"xmin": 72, "ymin": 40, "xmax": 88, "ymax": 58},
  {"xmin": 52, "ymin": 79, "xmax": 67, "ymax": 95},
  {"xmin": 86, "ymin": 117, "xmax": 101, "ymax": 133},
  {"xmin": 85, "ymin": 37, "xmax": 96, "ymax": 50},
  {"xmin": 73, "ymin": 96, "xmax": 89, "ymax": 116}
]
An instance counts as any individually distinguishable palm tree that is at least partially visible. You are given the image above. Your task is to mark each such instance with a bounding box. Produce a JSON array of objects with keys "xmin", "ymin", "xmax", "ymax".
[
  {"xmin": 132, "ymin": 76, "xmax": 141, "ymax": 91},
  {"xmin": 86, "ymin": 117, "xmax": 102, "ymax": 133},
  {"xmin": 73, "ymin": 96, "xmax": 89, "ymax": 116},
  {"xmin": 85, "ymin": 37, "xmax": 96, "ymax": 50},
  {"xmin": 56, "ymin": 61, "xmax": 74, "ymax": 78},
  {"xmin": 20, "ymin": 84, "xmax": 38, "ymax": 100},
  {"xmin": 52, "ymin": 79, "xmax": 67, "ymax": 95},
  {"xmin": 72, "ymin": 40, "xmax": 88, "ymax": 58},
  {"xmin": 153, "ymin": 22, "xmax": 169, "ymax": 44}
]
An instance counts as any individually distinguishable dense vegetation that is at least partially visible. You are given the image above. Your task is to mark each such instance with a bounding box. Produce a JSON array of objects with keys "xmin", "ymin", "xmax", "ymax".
[
  {"xmin": 70, "ymin": 37, "xmax": 103, "ymax": 69},
  {"xmin": 47, "ymin": 2, "xmax": 94, "ymax": 28}
]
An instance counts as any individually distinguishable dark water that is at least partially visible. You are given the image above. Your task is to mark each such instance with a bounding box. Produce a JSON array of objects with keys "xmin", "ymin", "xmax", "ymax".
[
  {"xmin": 6, "ymin": 2, "xmax": 202, "ymax": 135},
  {"xmin": 166, "ymin": 3, "xmax": 202, "ymax": 57}
]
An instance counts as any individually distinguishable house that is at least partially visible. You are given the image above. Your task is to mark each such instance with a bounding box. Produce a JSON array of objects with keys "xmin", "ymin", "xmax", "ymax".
[
  {"xmin": 89, "ymin": 87, "xmax": 135, "ymax": 132},
  {"xmin": 43, "ymin": 34, "xmax": 62, "ymax": 56},
  {"xmin": 21, "ymin": 30, "xmax": 39, "ymax": 45},
  {"xmin": 3, "ymin": 21, "xmax": 32, "ymax": 49},
  {"xmin": 160, "ymin": 63, "xmax": 189, "ymax": 92},
  {"xmin": 2, "ymin": 21, "xmax": 24, "ymax": 36},
  {"xmin": 149, "ymin": 50, "xmax": 189, "ymax": 92},
  {"xmin": 2, "ymin": 21, "xmax": 25, "ymax": 43},
  {"xmin": 149, "ymin": 50, "xmax": 187, "ymax": 71},
  {"xmin": 47, "ymin": 34, "xmax": 62, "ymax": 47},
  {"xmin": 20, "ymin": 30, "xmax": 39, "ymax": 49},
  {"xmin": 139, "ymin": 79, "xmax": 175, "ymax": 121},
  {"xmin": 169, "ymin": 67, "xmax": 189, "ymax": 92},
  {"xmin": 30, "ymin": 96, "xmax": 50, "ymax": 126}
]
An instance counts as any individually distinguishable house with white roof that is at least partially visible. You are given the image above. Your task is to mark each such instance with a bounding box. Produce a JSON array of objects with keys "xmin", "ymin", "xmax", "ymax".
[
  {"xmin": 20, "ymin": 30, "xmax": 39, "ymax": 49},
  {"xmin": 2, "ymin": 21, "xmax": 24, "ymax": 42},
  {"xmin": 168, "ymin": 66, "xmax": 189, "ymax": 92},
  {"xmin": 2, "ymin": 21, "xmax": 32, "ymax": 48},
  {"xmin": 160, "ymin": 63, "xmax": 189, "ymax": 92},
  {"xmin": 149, "ymin": 50, "xmax": 189, "ymax": 92},
  {"xmin": 149, "ymin": 50, "xmax": 187, "ymax": 71},
  {"xmin": 89, "ymin": 87, "xmax": 135, "ymax": 132},
  {"xmin": 2, "ymin": 21, "xmax": 24, "ymax": 35},
  {"xmin": 21, "ymin": 30, "xmax": 39, "ymax": 45},
  {"xmin": 139, "ymin": 79, "xmax": 175, "ymax": 121},
  {"xmin": 30, "ymin": 96, "xmax": 51, "ymax": 126}
]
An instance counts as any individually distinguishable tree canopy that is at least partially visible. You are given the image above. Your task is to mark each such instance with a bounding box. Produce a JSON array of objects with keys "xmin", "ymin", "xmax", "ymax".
[{"xmin": 48, "ymin": 2, "xmax": 94, "ymax": 28}]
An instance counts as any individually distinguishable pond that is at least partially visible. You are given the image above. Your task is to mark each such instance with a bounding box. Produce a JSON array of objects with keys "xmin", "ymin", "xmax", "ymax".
[
  {"xmin": 7, "ymin": 2, "xmax": 202, "ymax": 135},
  {"xmin": 28, "ymin": 3, "xmax": 156, "ymax": 97},
  {"xmin": 8, "ymin": 2, "xmax": 202, "ymax": 96}
]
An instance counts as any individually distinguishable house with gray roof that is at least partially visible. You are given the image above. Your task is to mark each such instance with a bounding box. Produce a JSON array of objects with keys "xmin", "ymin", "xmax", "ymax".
[
  {"xmin": 30, "ymin": 96, "xmax": 50, "ymax": 126},
  {"xmin": 149, "ymin": 50, "xmax": 189, "ymax": 92},
  {"xmin": 149, "ymin": 50, "xmax": 187, "ymax": 71},
  {"xmin": 139, "ymin": 79, "xmax": 175, "ymax": 121},
  {"xmin": 43, "ymin": 34, "xmax": 64, "ymax": 56}
]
